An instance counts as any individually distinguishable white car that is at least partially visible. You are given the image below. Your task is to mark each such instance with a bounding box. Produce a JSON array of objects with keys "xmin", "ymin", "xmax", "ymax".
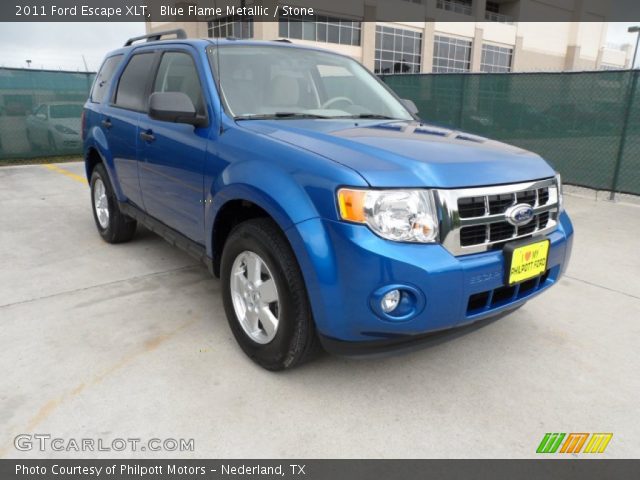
[{"xmin": 26, "ymin": 103, "xmax": 83, "ymax": 152}]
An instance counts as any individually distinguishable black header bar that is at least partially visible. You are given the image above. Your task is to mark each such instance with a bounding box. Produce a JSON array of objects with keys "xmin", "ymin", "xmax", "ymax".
[
  {"xmin": 1, "ymin": 459, "xmax": 639, "ymax": 480},
  {"xmin": 3, "ymin": 0, "xmax": 640, "ymax": 22}
]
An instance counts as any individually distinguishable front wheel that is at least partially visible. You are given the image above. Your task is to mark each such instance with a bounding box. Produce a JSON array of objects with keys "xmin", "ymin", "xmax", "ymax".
[
  {"xmin": 47, "ymin": 132, "xmax": 57, "ymax": 152},
  {"xmin": 221, "ymin": 218, "xmax": 319, "ymax": 370},
  {"xmin": 26, "ymin": 130, "xmax": 40, "ymax": 151},
  {"xmin": 90, "ymin": 163, "xmax": 137, "ymax": 243}
]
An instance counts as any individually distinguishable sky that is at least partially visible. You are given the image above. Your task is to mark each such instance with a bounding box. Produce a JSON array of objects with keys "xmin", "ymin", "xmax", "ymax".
[
  {"xmin": 0, "ymin": 21, "xmax": 637, "ymax": 71},
  {"xmin": 0, "ymin": 23, "xmax": 145, "ymax": 71},
  {"xmin": 607, "ymin": 21, "xmax": 640, "ymax": 65}
]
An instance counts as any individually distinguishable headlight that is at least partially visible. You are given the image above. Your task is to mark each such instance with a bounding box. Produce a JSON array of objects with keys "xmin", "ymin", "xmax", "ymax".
[
  {"xmin": 555, "ymin": 173, "xmax": 564, "ymax": 212},
  {"xmin": 337, "ymin": 188, "xmax": 439, "ymax": 243}
]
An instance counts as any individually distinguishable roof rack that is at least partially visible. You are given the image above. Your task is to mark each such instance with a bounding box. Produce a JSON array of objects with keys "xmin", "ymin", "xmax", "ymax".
[
  {"xmin": 124, "ymin": 29, "xmax": 187, "ymax": 46},
  {"xmin": 273, "ymin": 39, "xmax": 292, "ymax": 43}
]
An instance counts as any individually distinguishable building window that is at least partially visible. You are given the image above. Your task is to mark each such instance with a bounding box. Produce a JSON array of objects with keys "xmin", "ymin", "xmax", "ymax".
[
  {"xmin": 278, "ymin": 15, "xmax": 361, "ymax": 46},
  {"xmin": 436, "ymin": 0, "xmax": 473, "ymax": 16},
  {"xmin": 433, "ymin": 35, "xmax": 472, "ymax": 73},
  {"xmin": 486, "ymin": 1, "xmax": 500, "ymax": 13},
  {"xmin": 375, "ymin": 25, "xmax": 422, "ymax": 74},
  {"xmin": 601, "ymin": 63, "xmax": 623, "ymax": 70},
  {"xmin": 485, "ymin": 2, "xmax": 514, "ymax": 24},
  {"xmin": 480, "ymin": 44, "xmax": 513, "ymax": 72},
  {"xmin": 207, "ymin": 16, "xmax": 254, "ymax": 39}
]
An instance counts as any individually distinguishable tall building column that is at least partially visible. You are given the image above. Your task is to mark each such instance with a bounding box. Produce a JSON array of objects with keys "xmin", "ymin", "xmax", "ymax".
[
  {"xmin": 511, "ymin": 35, "xmax": 524, "ymax": 71},
  {"xmin": 472, "ymin": 0, "xmax": 487, "ymax": 21},
  {"xmin": 254, "ymin": 0, "xmax": 279, "ymax": 40},
  {"xmin": 470, "ymin": 26, "xmax": 484, "ymax": 72},
  {"xmin": 361, "ymin": 4, "xmax": 377, "ymax": 70},
  {"xmin": 254, "ymin": 21, "xmax": 279, "ymax": 41},
  {"xmin": 421, "ymin": 21, "xmax": 435, "ymax": 73},
  {"xmin": 564, "ymin": 0, "xmax": 585, "ymax": 70}
]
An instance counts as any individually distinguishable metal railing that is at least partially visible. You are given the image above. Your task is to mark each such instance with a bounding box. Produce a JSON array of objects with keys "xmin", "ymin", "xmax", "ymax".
[
  {"xmin": 436, "ymin": 0, "xmax": 473, "ymax": 16},
  {"xmin": 485, "ymin": 11, "xmax": 514, "ymax": 24},
  {"xmin": 605, "ymin": 42, "xmax": 628, "ymax": 51}
]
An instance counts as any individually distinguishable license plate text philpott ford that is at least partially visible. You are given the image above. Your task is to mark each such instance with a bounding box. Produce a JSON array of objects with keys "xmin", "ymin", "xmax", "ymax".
[{"xmin": 508, "ymin": 239, "xmax": 550, "ymax": 284}]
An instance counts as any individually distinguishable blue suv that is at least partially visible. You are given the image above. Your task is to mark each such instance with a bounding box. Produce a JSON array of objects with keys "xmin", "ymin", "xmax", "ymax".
[{"xmin": 83, "ymin": 30, "xmax": 573, "ymax": 370}]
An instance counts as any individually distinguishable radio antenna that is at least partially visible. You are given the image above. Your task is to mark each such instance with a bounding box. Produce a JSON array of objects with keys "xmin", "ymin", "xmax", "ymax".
[{"xmin": 213, "ymin": 0, "xmax": 223, "ymax": 134}]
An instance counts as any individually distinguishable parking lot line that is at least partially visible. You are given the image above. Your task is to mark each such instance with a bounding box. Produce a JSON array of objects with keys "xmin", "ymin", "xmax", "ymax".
[{"xmin": 43, "ymin": 163, "xmax": 87, "ymax": 184}]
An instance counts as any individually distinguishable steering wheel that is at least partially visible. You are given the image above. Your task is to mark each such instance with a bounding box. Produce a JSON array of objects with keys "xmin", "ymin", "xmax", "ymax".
[{"xmin": 322, "ymin": 96, "xmax": 354, "ymax": 109}]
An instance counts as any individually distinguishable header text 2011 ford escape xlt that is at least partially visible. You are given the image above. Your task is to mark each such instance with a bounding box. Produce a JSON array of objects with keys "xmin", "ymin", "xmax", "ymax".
[{"xmin": 82, "ymin": 30, "xmax": 573, "ymax": 370}]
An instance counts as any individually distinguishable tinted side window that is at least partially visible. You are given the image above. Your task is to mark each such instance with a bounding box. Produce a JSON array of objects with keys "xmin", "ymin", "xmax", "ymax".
[
  {"xmin": 90, "ymin": 55, "xmax": 123, "ymax": 104},
  {"xmin": 153, "ymin": 52, "xmax": 204, "ymax": 115},
  {"xmin": 114, "ymin": 53, "xmax": 155, "ymax": 111}
]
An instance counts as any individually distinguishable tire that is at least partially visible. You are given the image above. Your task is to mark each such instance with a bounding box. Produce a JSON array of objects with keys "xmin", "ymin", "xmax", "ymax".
[
  {"xmin": 26, "ymin": 130, "xmax": 40, "ymax": 151},
  {"xmin": 221, "ymin": 218, "xmax": 320, "ymax": 371},
  {"xmin": 48, "ymin": 132, "xmax": 57, "ymax": 152},
  {"xmin": 90, "ymin": 163, "xmax": 137, "ymax": 244}
]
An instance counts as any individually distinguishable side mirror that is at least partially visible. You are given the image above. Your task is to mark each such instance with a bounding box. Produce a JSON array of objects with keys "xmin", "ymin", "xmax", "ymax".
[
  {"xmin": 402, "ymin": 98, "xmax": 419, "ymax": 116},
  {"xmin": 148, "ymin": 92, "xmax": 207, "ymax": 127}
]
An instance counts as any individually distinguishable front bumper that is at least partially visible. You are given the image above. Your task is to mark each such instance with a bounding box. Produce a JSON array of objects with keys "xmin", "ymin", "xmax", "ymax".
[{"xmin": 287, "ymin": 211, "xmax": 573, "ymax": 348}]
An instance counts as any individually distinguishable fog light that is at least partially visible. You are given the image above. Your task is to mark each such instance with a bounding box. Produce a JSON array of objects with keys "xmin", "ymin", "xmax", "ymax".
[{"xmin": 381, "ymin": 289, "xmax": 401, "ymax": 313}]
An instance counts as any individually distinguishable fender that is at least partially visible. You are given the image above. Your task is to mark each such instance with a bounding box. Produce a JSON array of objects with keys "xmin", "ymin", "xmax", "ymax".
[
  {"xmin": 204, "ymin": 159, "xmax": 319, "ymax": 258},
  {"xmin": 203, "ymin": 122, "xmax": 368, "ymax": 256},
  {"xmin": 205, "ymin": 178, "xmax": 340, "ymax": 337},
  {"xmin": 83, "ymin": 125, "xmax": 127, "ymax": 201}
]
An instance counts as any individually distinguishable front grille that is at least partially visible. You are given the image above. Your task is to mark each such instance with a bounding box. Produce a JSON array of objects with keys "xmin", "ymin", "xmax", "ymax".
[
  {"xmin": 488, "ymin": 193, "xmax": 516, "ymax": 214},
  {"xmin": 458, "ymin": 196, "xmax": 486, "ymax": 218},
  {"xmin": 466, "ymin": 268, "xmax": 553, "ymax": 315},
  {"xmin": 489, "ymin": 221, "xmax": 515, "ymax": 242},
  {"xmin": 435, "ymin": 178, "xmax": 560, "ymax": 256},
  {"xmin": 459, "ymin": 210, "xmax": 551, "ymax": 246}
]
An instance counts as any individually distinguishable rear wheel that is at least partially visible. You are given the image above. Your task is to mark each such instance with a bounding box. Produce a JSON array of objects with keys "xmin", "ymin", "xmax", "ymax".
[
  {"xmin": 26, "ymin": 130, "xmax": 40, "ymax": 150},
  {"xmin": 90, "ymin": 163, "xmax": 136, "ymax": 243},
  {"xmin": 48, "ymin": 132, "xmax": 57, "ymax": 152},
  {"xmin": 221, "ymin": 218, "xmax": 319, "ymax": 370}
]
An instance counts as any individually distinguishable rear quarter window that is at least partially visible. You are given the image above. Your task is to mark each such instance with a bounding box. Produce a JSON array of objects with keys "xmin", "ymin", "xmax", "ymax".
[
  {"xmin": 90, "ymin": 55, "xmax": 123, "ymax": 104},
  {"xmin": 114, "ymin": 52, "xmax": 156, "ymax": 111}
]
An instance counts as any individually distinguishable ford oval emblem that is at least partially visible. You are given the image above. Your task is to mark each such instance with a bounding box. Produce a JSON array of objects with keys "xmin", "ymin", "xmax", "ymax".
[{"xmin": 505, "ymin": 203, "xmax": 535, "ymax": 226}]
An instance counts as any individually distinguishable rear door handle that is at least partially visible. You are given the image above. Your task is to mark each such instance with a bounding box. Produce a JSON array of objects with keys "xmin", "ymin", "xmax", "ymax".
[
  {"xmin": 101, "ymin": 118, "xmax": 112, "ymax": 129},
  {"xmin": 139, "ymin": 130, "xmax": 155, "ymax": 142}
]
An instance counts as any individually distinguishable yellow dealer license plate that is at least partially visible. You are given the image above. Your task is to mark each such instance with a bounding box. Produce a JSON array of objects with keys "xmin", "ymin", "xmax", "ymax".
[{"xmin": 507, "ymin": 239, "xmax": 550, "ymax": 285}]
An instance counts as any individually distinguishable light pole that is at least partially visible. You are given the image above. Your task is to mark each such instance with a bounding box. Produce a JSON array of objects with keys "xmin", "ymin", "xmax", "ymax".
[
  {"xmin": 610, "ymin": 26, "xmax": 640, "ymax": 199},
  {"xmin": 629, "ymin": 26, "xmax": 640, "ymax": 69}
]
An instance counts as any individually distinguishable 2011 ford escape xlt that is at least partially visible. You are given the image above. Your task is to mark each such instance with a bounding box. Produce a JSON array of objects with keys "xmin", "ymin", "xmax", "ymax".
[{"xmin": 82, "ymin": 30, "xmax": 573, "ymax": 370}]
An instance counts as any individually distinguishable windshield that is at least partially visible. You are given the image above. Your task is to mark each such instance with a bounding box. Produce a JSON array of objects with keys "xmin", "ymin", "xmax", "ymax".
[
  {"xmin": 208, "ymin": 45, "xmax": 413, "ymax": 121},
  {"xmin": 50, "ymin": 104, "xmax": 83, "ymax": 119}
]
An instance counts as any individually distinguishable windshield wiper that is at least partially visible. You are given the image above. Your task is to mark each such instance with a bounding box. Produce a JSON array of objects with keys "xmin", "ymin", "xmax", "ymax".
[
  {"xmin": 235, "ymin": 112, "xmax": 330, "ymax": 120},
  {"xmin": 338, "ymin": 114, "xmax": 402, "ymax": 120}
]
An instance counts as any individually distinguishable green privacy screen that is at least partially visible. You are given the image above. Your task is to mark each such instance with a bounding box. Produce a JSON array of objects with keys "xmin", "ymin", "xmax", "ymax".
[
  {"xmin": 381, "ymin": 71, "xmax": 640, "ymax": 196},
  {"xmin": 1, "ymin": 67, "xmax": 638, "ymax": 195},
  {"xmin": 0, "ymin": 68, "xmax": 94, "ymax": 160}
]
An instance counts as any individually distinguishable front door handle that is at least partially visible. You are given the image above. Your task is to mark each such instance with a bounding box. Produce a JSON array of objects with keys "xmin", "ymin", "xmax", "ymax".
[
  {"xmin": 101, "ymin": 118, "xmax": 112, "ymax": 129},
  {"xmin": 139, "ymin": 130, "xmax": 155, "ymax": 142}
]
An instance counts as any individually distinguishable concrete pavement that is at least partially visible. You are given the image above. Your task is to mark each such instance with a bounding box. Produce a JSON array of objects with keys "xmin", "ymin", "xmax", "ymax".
[{"xmin": 1, "ymin": 162, "xmax": 638, "ymax": 458}]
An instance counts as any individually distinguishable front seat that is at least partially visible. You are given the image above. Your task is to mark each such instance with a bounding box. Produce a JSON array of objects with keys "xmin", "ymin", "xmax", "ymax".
[{"xmin": 268, "ymin": 75, "xmax": 300, "ymax": 108}]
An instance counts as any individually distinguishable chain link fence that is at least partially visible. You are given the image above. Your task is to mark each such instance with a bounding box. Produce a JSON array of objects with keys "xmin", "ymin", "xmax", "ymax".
[
  {"xmin": 1, "ymin": 67, "xmax": 638, "ymax": 196},
  {"xmin": 381, "ymin": 70, "xmax": 640, "ymax": 196},
  {"xmin": 0, "ymin": 68, "xmax": 94, "ymax": 162}
]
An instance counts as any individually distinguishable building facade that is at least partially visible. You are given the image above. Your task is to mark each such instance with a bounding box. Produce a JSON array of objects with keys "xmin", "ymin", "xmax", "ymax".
[{"xmin": 147, "ymin": 0, "xmax": 633, "ymax": 73}]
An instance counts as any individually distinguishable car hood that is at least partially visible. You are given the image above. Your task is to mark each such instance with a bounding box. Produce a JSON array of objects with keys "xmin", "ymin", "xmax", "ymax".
[{"xmin": 239, "ymin": 119, "xmax": 555, "ymax": 188}]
